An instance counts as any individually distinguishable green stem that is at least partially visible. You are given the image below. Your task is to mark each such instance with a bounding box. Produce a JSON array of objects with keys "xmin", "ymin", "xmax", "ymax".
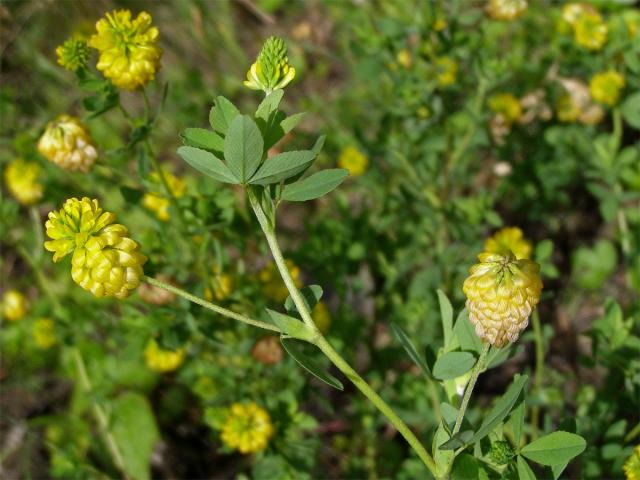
[
  {"xmin": 17, "ymin": 245, "xmax": 64, "ymax": 318},
  {"xmin": 71, "ymin": 347, "xmax": 129, "ymax": 480},
  {"xmin": 247, "ymin": 191, "xmax": 438, "ymax": 477},
  {"xmin": 29, "ymin": 207, "xmax": 44, "ymax": 262},
  {"xmin": 451, "ymin": 342, "xmax": 491, "ymax": 437},
  {"xmin": 143, "ymin": 276, "xmax": 280, "ymax": 333},
  {"xmin": 531, "ymin": 310, "xmax": 544, "ymax": 440}
]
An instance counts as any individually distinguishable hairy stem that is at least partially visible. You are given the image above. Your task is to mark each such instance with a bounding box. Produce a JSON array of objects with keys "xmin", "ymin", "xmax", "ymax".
[{"xmin": 451, "ymin": 342, "xmax": 491, "ymax": 436}]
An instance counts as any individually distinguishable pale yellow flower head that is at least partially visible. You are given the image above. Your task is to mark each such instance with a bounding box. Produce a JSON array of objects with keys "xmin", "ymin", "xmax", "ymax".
[
  {"xmin": 33, "ymin": 318, "xmax": 57, "ymax": 349},
  {"xmin": 44, "ymin": 198, "xmax": 146, "ymax": 299},
  {"xmin": 1, "ymin": 289, "xmax": 28, "ymax": 322},
  {"xmin": 38, "ymin": 115, "xmax": 97, "ymax": 172},
  {"xmin": 463, "ymin": 251, "xmax": 542, "ymax": 347},
  {"xmin": 561, "ymin": 3, "xmax": 594, "ymax": 26},
  {"xmin": 4, "ymin": 159, "xmax": 43, "ymax": 206},
  {"xmin": 221, "ymin": 402, "xmax": 274, "ymax": 454},
  {"xmin": 144, "ymin": 339, "xmax": 185, "ymax": 372},
  {"xmin": 589, "ymin": 71, "xmax": 625, "ymax": 107},
  {"xmin": 488, "ymin": 93, "xmax": 523, "ymax": 125},
  {"xmin": 244, "ymin": 36, "xmax": 296, "ymax": 94},
  {"xmin": 89, "ymin": 10, "xmax": 162, "ymax": 90},
  {"xmin": 435, "ymin": 56, "xmax": 457, "ymax": 87},
  {"xmin": 484, "ymin": 227, "xmax": 532, "ymax": 260},
  {"xmin": 142, "ymin": 171, "xmax": 186, "ymax": 221},
  {"xmin": 486, "ymin": 0, "xmax": 528, "ymax": 21},
  {"xmin": 338, "ymin": 146, "xmax": 368, "ymax": 177},
  {"xmin": 624, "ymin": 445, "xmax": 640, "ymax": 480}
]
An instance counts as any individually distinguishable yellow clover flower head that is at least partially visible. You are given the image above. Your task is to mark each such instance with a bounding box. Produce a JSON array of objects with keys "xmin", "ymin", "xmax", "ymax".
[
  {"xmin": 142, "ymin": 171, "xmax": 186, "ymax": 221},
  {"xmin": 624, "ymin": 445, "xmax": 640, "ymax": 480},
  {"xmin": 589, "ymin": 71, "xmax": 625, "ymax": 107},
  {"xmin": 338, "ymin": 146, "xmax": 368, "ymax": 177},
  {"xmin": 4, "ymin": 159, "xmax": 43, "ymax": 206},
  {"xmin": 244, "ymin": 36, "xmax": 296, "ymax": 95},
  {"xmin": 463, "ymin": 251, "xmax": 543, "ymax": 348},
  {"xmin": 56, "ymin": 37, "xmax": 91, "ymax": 71},
  {"xmin": 33, "ymin": 318, "xmax": 57, "ymax": 349},
  {"xmin": 574, "ymin": 11, "xmax": 608, "ymax": 51},
  {"xmin": 486, "ymin": 0, "xmax": 528, "ymax": 21},
  {"xmin": 484, "ymin": 227, "xmax": 532, "ymax": 260},
  {"xmin": 144, "ymin": 339, "xmax": 185, "ymax": 372},
  {"xmin": 38, "ymin": 115, "xmax": 97, "ymax": 172},
  {"xmin": 435, "ymin": 56, "xmax": 457, "ymax": 87},
  {"xmin": 488, "ymin": 93, "xmax": 523, "ymax": 125},
  {"xmin": 44, "ymin": 197, "xmax": 146, "ymax": 299},
  {"xmin": 221, "ymin": 402, "xmax": 274, "ymax": 454},
  {"xmin": 1, "ymin": 289, "xmax": 28, "ymax": 322},
  {"xmin": 89, "ymin": 10, "xmax": 162, "ymax": 91}
]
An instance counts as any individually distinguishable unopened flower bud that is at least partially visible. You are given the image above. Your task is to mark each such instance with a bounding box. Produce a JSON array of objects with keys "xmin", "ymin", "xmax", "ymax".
[
  {"xmin": 244, "ymin": 36, "xmax": 296, "ymax": 94},
  {"xmin": 56, "ymin": 37, "xmax": 91, "ymax": 71}
]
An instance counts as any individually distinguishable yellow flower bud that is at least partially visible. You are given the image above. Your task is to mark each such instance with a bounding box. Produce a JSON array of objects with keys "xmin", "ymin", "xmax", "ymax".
[
  {"xmin": 4, "ymin": 159, "xmax": 43, "ymax": 206},
  {"xmin": 89, "ymin": 10, "xmax": 162, "ymax": 91},
  {"xmin": 484, "ymin": 227, "xmax": 532, "ymax": 260},
  {"xmin": 221, "ymin": 402, "xmax": 274, "ymax": 454},
  {"xmin": 32, "ymin": 318, "xmax": 57, "ymax": 349},
  {"xmin": 144, "ymin": 339, "xmax": 185, "ymax": 372},
  {"xmin": 44, "ymin": 198, "xmax": 146, "ymax": 299},
  {"xmin": 589, "ymin": 71, "xmax": 625, "ymax": 107},
  {"xmin": 463, "ymin": 251, "xmax": 543, "ymax": 347},
  {"xmin": 38, "ymin": 115, "xmax": 97, "ymax": 172},
  {"xmin": 1, "ymin": 289, "xmax": 28, "ymax": 321},
  {"xmin": 142, "ymin": 170, "xmax": 186, "ymax": 221},
  {"xmin": 244, "ymin": 36, "xmax": 296, "ymax": 94},
  {"xmin": 486, "ymin": 0, "xmax": 528, "ymax": 21},
  {"xmin": 338, "ymin": 146, "xmax": 368, "ymax": 177},
  {"xmin": 56, "ymin": 37, "xmax": 90, "ymax": 71},
  {"xmin": 435, "ymin": 56, "xmax": 457, "ymax": 87}
]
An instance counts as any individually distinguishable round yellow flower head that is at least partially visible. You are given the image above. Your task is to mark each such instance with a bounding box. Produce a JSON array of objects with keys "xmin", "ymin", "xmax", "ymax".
[
  {"xmin": 488, "ymin": 93, "xmax": 522, "ymax": 125},
  {"xmin": 574, "ymin": 11, "xmax": 608, "ymax": 51},
  {"xmin": 38, "ymin": 115, "xmax": 97, "ymax": 172},
  {"xmin": 463, "ymin": 251, "xmax": 543, "ymax": 348},
  {"xmin": 486, "ymin": 0, "xmax": 528, "ymax": 21},
  {"xmin": 144, "ymin": 339, "xmax": 185, "ymax": 372},
  {"xmin": 624, "ymin": 445, "xmax": 640, "ymax": 480},
  {"xmin": 221, "ymin": 402, "xmax": 274, "ymax": 454},
  {"xmin": 4, "ymin": 159, "xmax": 43, "ymax": 206},
  {"xmin": 244, "ymin": 36, "xmax": 296, "ymax": 94},
  {"xmin": 312, "ymin": 301, "xmax": 331, "ymax": 334},
  {"xmin": 1, "ymin": 289, "xmax": 28, "ymax": 322},
  {"xmin": 484, "ymin": 227, "xmax": 532, "ymax": 260},
  {"xmin": 56, "ymin": 37, "xmax": 91, "ymax": 71},
  {"xmin": 260, "ymin": 259, "xmax": 302, "ymax": 302},
  {"xmin": 142, "ymin": 171, "xmax": 186, "ymax": 221},
  {"xmin": 396, "ymin": 49, "xmax": 412, "ymax": 69},
  {"xmin": 44, "ymin": 197, "xmax": 146, "ymax": 299},
  {"xmin": 589, "ymin": 71, "xmax": 625, "ymax": 107},
  {"xmin": 338, "ymin": 146, "xmax": 368, "ymax": 177},
  {"xmin": 89, "ymin": 10, "xmax": 162, "ymax": 91},
  {"xmin": 433, "ymin": 18, "xmax": 448, "ymax": 32},
  {"xmin": 33, "ymin": 318, "xmax": 57, "ymax": 349},
  {"xmin": 205, "ymin": 267, "xmax": 234, "ymax": 302},
  {"xmin": 435, "ymin": 56, "xmax": 457, "ymax": 87}
]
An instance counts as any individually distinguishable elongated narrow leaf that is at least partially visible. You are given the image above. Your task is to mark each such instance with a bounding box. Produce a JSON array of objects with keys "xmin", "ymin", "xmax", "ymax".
[
  {"xmin": 284, "ymin": 285, "xmax": 323, "ymax": 315},
  {"xmin": 281, "ymin": 338, "xmax": 343, "ymax": 390},
  {"xmin": 439, "ymin": 430, "xmax": 474, "ymax": 450},
  {"xmin": 521, "ymin": 431, "xmax": 586, "ymax": 466},
  {"xmin": 224, "ymin": 115, "xmax": 264, "ymax": 182},
  {"xmin": 311, "ymin": 135, "xmax": 326, "ymax": 155},
  {"xmin": 249, "ymin": 150, "xmax": 316, "ymax": 185},
  {"xmin": 209, "ymin": 96, "xmax": 239, "ymax": 134},
  {"xmin": 467, "ymin": 374, "xmax": 528, "ymax": 444},
  {"xmin": 281, "ymin": 112, "xmax": 306, "ymax": 134},
  {"xmin": 517, "ymin": 456, "xmax": 538, "ymax": 480},
  {"xmin": 390, "ymin": 323, "xmax": 431, "ymax": 377},
  {"xmin": 266, "ymin": 309, "xmax": 315, "ymax": 342},
  {"xmin": 282, "ymin": 169, "xmax": 348, "ymax": 201},
  {"xmin": 432, "ymin": 351, "xmax": 477, "ymax": 380},
  {"xmin": 181, "ymin": 128, "xmax": 224, "ymax": 153},
  {"xmin": 177, "ymin": 146, "xmax": 238, "ymax": 184},
  {"xmin": 510, "ymin": 398, "xmax": 526, "ymax": 447}
]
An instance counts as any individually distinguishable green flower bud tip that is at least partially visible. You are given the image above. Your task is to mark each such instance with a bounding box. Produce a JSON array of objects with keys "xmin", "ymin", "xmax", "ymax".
[
  {"xmin": 56, "ymin": 37, "xmax": 91, "ymax": 72},
  {"xmin": 244, "ymin": 36, "xmax": 296, "ymax": 94}
]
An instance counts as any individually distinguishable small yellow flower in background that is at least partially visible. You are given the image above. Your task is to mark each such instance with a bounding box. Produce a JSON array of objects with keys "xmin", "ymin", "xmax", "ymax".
[
  {"xmin": 435, "ymin": 56, "xmax": 457, "ymax": 87},
  {"xmin": 32, "ymin": 318, "xmax": 57, "ymax": 349},
  {"xmin": 56, "ymin": 37, "xmax": 90, "ymax": 71},
  {"xmin": 1, "ymin": 289, "xmax": 28, "ymax": 322},
  {"xmin": 396, "ymin": 49, "xmax": 412, "ymax": 69},
  {"xmin": 338, "ymin": 146, "xmax": 368, "ymax": 177},
  {"xmin": 244, "ymin": 36, "xmax": 296, "ymax": 94},
  {"xmin": 485, "ymin": 0, "xmax": 528, "ymax": 21},
  {"xmin": 4, "ymin": 159, "xmax": 43, "ymax": 206},
  {"xmin": 623, "ymin": 10, "xmax": 640, "ymax": 39},
  {"xmin": 556, "ymin": 78, "xmax": 604, "ymax": 125},
  {"xmin": 574, "ymin": 11, "xmax": 608, "ymax": 51},
  {"xmin": 463, "ymin": 251, "xmax": 542, "ymax": 348},
  {"xmin": 433, "ymin": 18, "xmax": 447, "ymax": 32},
  {"xmin": 417, "ymin": 106, "xmax": 430, "ymax": 119},
  {"xmin": 221, "ymin": 402, "xmax": 274, "ymax": 454},
  {"xmin": 488, "ymin": 93, "xmax": 522, "ymax": 125},
  {"xmin": 89, "ymin": 10, "xmax": 162, "ymax": 91},
  {"xmin": 142, "ymin": 171, "xmax": 186, "ymax": 221},
  {"xmin": 38, "ymin": 115, "xmax": 97, "ymax": 173},
  {"xmin": 484, "ymin": 227, "xmax": 532, "ymax": 260},
  {"xmin": 624, "ymin": 445, "xmax": 640, "ymax": 480},
  {"xmin": 44, "ymin": 197, "xmax": 147, "ymax": 299},
  {"xmin": 312, "ymin": 301, "xmax": 331, "ymax": 334},
  {"xmin": 556, "ymin": 94, "xmax": 582, "ymax": 123},
  {"xmin": 205, "ymin": 267, "xmax": 234, "ymax": 302},
  {"xmin": 561, "ymin": 3, "xmax": 591, "ymax": 26},
  {"xmin": 589, "ymin": 71, "xmax": 625, "ymax": 107},
  {"xmin": 260, "ymin": 260, "xmax": 302, "ymax": 303},
  {"xmin": 144, "ymin": 339, "xmax": 185, "ymax": 372}
]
